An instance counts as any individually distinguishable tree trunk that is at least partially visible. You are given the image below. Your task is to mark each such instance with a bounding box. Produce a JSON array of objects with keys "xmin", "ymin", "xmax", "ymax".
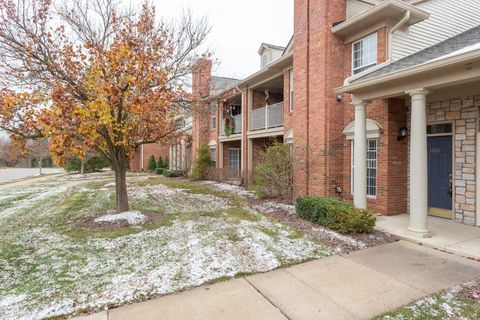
[
  {"xmin": 38, "ymin": 155, "xmax": 43, "ymax": 175},
  {"xmin": 80, "ymin": 158, "xmax": 85, "ymax": 174},
  {"xmin": 114, "ymin": 167, "xmax": 129, "ymax": 213}
]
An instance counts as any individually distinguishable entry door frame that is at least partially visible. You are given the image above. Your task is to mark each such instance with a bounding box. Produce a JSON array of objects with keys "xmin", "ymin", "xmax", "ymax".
[
  {"xmin": 426, "ymin": 121, "xmax": 454, "ymax": 220},
  {"xmin": 476, "ymin": 120, "xmax": 480, "ymax": 226}
]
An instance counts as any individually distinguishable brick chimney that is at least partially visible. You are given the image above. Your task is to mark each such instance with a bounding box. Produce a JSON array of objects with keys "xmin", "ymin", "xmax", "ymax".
[
  {"xmin": 191, "ymin": 58, "xmax": 213, "ymax": 167},
  {"xmin": 192, "ymin": 58, "xmax": 212, "ymax": 97}
]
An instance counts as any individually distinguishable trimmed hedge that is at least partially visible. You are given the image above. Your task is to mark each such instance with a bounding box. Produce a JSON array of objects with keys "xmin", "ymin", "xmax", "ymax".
[
  {"xmin": 296, "ymin": 196, "xmax": 376, "ymax": 234},
  {"xmin": 163, "ymin": 169, "xmax": 180, "ymax": 178},
  {"xmin": 154, "ymin": 167, "xmax": 163, "ymax": 175}
]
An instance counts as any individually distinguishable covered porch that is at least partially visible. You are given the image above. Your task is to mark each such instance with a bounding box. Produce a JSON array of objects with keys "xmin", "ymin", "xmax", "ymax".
[
  {"xmin": 376, "ymin": 214, "xmax": 480, "ymax": 259},
  {"xmin": 339, "ymin": 27, "xmax": 480, "ymax": 237}
]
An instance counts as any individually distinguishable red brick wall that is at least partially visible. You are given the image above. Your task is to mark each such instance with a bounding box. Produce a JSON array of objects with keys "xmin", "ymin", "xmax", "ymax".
[
  {"xmin": 342, "ymin": 99, "xmax": 408, "ymax": 215},
  {"xmin": 292, "ymin": 0, "xmax": 349, "ymax": 198},
  {"xmin": 191, "ymin": 59, "xmax": 213, "ymax": 165},
  {"xmin": 130, "ymin": 143, "xmax": 169, "ymax": 172}
]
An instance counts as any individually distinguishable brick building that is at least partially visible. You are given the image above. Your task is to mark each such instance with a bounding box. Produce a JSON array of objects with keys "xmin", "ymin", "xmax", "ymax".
[{"xmin": 191, "ymin": 0, "xmax": 480, "ymax": 234}]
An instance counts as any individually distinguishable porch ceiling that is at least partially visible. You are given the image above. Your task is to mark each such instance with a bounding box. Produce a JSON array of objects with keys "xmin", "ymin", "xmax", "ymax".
[{"xmin": 251, "ymin": 75, "xmax": 284, "ymax": 93}]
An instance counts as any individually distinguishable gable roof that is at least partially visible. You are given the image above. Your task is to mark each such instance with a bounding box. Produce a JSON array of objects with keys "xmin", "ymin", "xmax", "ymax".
[
  {"xmin": 258, "ymin": 43, "xmax": 286, "ymax": 55},
  {"xmin": 210, "ymin": 76, "xmax": 241, "ymax": 95},
  {"xmin": 352, "ymin": 25, "xmax": 480, "ymax": 84}
]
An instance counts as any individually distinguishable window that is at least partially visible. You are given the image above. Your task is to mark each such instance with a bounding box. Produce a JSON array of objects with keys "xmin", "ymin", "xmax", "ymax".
[
  {"xmin": 262, "ymin": 53, "xmax": 268, "ymax": 68},
  {"xmin": 289, "ymin": 69, "xmax": 294, "ymax": 112},
  {"xmin": 427, "ymin": 123, "xmax": 452, "ymax": 135},
  {"xmin": 211, "ymin": 107, "xmax": 217, "ymax": 130},
  {"xmin": 352, "ymin": 33, "xmax": 377, "ymax": 74},
  {"xmin": 351, "ymin": 140, "xmax": 377, "ymax": 197},
  {"xmin": 210, "ymin": 147, "xmax": 216, "ymax": 165},
  {"xmin": 228, "ymin": 149, "xmax": 240, "ymax": 169}
]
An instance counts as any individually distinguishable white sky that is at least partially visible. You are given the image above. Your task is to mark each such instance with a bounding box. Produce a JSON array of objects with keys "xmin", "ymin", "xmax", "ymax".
[{"xmin": 152, "ymin": 0, "xmax": 294, "ymax": 80}]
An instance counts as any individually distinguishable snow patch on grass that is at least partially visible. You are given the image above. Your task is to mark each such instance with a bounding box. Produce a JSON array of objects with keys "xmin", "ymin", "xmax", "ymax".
[
  {"xmin": 128, "ymin": 184, "xmax": 231, "ymax": 213},
  {"xmin": 94, "ymin": 211, "xmax": 147, "ymax": 225},
  {"xmin": 252, "ymin": 201, "xmax": 296, "ymax": 215},
  {"xmin": 0, "ymin": 218, "xmax": 329, "ymax": 320},
  {"xmin": 201, "ymin": 181, "xmax": 256, "ymax": 199}
]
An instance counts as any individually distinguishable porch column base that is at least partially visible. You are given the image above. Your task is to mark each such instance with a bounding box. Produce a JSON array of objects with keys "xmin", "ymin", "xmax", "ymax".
[{"xmin": 406, "ymin": 228, "xmax": 433, "ymax": 239}]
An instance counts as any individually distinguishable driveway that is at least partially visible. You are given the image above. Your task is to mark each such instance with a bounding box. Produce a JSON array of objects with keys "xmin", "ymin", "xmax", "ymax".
[
  {"xmin": 0, "ymin": 167, "xmax": 64, "ymax": 183},
  {"xmin": 77, "ymin": 240, "xmax": 480, "ymax": 320}
]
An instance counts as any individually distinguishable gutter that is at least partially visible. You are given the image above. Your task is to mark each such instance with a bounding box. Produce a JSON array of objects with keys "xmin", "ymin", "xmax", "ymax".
[
  {"xmin": 337, "ymin": 49, "xmax": 480, "ymax": 93},
  {"xmin": 210, "ymin": 52, "xmax": 293, "ymax": 100}
]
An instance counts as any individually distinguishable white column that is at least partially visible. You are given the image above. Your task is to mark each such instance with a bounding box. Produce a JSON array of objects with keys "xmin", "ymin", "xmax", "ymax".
[
  {"xmin": 408, "ymin": 89, "xmax": 430, "ymax": 234},
  {"xmin": 353, "ymin": 100, "xmax": 367, "ymax": 209},
  {"xmin": 219, "ymin": 142, "xmax": 224, "ymax": 169}
]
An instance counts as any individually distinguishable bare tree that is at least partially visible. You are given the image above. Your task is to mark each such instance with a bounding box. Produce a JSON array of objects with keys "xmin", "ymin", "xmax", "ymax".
[{"xmin": 28, "ymin": 138, "xmax": 50, "ymax": 174}]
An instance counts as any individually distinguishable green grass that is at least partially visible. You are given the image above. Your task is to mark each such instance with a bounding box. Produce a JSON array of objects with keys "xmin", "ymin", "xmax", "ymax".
[
  {"xmin": 0, "ymin": 173, "xmax": 331, "ymax": 319},
  {"xmin": 374, "ymin": 291, "xmax": 480, "ymax": 320}
]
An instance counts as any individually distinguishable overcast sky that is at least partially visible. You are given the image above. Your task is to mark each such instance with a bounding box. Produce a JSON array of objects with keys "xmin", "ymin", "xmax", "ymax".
[{"xmin": 152, "ymin": 0, "xmax": 294, "ymax": 80}]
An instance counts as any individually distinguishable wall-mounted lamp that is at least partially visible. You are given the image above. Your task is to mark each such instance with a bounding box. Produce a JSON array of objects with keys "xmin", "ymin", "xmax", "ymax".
[
  {"xmin": 397, "ymin": 126, "xmax": 408, "ymax": 141},
  {"xmin": 336, "ymin": 94, "xmax": 342, "ymax": 102}
]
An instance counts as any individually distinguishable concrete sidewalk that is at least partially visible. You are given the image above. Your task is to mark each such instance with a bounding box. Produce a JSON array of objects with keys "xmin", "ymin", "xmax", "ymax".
[
  {"xmin": 76, "ymin": 241, "xmax": 480, "ymax": 320},
  {"xmin": 376, "ymin": 214, "xmax": 480, "ymax": 260}
]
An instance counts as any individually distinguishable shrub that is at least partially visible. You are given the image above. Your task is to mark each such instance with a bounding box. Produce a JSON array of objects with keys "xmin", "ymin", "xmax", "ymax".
[
  {"xmin": 192, "ymin": 144, "xmax": 212, "ymax": 179},
  {"xmin": 255, "ymin": 141, "xmax": 294, "ymax": 202},
  {"xmin": 64, "ymin": 156, "xmax": 109, "ymax": 173},
  {"xmin": 296, "ymin": 196, "xmax": 376, "ymax": 234},
  {"xmin": 147, "ymin": 155, "xmax": 156, "ymax": 172},
  {"xmin": 157, "ymin": 156, "xmax": 164, "ymax": 169},
  {"xmin": 154, "ymin": 167, "xmax": 163, "ymax": 175},
  {"xmin": 163, "ymin": 156, "xmax": 169, "ymax": 168},
  {"xmin": 163, "ymin": 169, "xmax": 180, "ymax": 177}
]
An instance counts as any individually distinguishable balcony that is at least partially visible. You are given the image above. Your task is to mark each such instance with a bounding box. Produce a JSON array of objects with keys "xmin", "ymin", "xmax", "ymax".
[
  {"xmin": 220, "ymin": 114, "xmax": 242, "ymax": 136},
  {"xmin": 249, "ymin": 102, "xmax": 284, "ymax": 131}
]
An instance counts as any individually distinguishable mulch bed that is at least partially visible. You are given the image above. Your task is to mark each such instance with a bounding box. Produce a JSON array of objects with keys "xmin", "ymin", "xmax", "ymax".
[
  {"xmin": 246, "ymin": 197, "xmax": 399, "ymax": 253},
  {"xmin": 456, "ymin": 279, "xmax": 480, "ymax": 304}
]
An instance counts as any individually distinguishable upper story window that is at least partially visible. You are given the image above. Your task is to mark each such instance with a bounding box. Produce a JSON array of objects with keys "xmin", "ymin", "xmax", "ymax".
[
  {"xmin": 289, "ymin": 69, "xmax": 294, "ymax": 112},
  {"xmin": 211, "ymin": 107, "xmax": 217, "ymax": 130},
  {"xmin": 352, "ymin": 33, "xmax": 377, "ymax": 75}
]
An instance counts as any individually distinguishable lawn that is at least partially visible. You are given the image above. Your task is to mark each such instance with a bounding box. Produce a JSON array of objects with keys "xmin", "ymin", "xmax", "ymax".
[
  {"xmin": 0, "ymin": 173, "xmax": 331, "ymax": 319},
  {"xmin": 374, "ymin": 280, "xmax": 480, "ymax": 320}
]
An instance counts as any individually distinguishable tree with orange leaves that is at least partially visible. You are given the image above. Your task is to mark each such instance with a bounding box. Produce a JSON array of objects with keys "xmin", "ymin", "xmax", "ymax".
[{"xmin": 0, "ymin": 0, "xmax": 210, "ymax": 212}]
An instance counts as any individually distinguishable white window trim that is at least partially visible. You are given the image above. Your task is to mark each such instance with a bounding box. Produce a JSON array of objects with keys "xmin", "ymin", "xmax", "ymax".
[
  {"xmin": 352, "ymin": 33, "xmax": 378, "ymax": 75},
  {"xmin": 209, "ymin": 147, "xmax": 217, "ymax": 163},
  {"xmin": 211, "ymin": 107, "xmax": 217, "ymax": 130},
  {"xmin": 351, "ymin": 140, "xmax": 377, "ymax": 199},
  {"xmin": 228, "ymin": 148, "xmax": 241, "ymax": 170},
  {"xmin": 289, "ymin": 69, "xmax": 294, "ymax": 112}
]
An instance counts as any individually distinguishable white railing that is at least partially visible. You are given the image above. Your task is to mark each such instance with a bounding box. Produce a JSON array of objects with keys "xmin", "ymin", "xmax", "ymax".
[
  {"xmin": 249, "ymin": 102, "xmax": 284, "ymax": 131},
  {"xmin": 220, "ymin": 114, "xmax": 242, "ymax": 136}
]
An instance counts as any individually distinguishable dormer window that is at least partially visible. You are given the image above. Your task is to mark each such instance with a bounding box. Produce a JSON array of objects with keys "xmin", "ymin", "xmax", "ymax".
[
  {"xmin": 352, "ymin": 33, "xmax": 377, "ymax": 74},
  {"xmin": 261, "ymin": 53, "xmax": 269, "ymax": 69}
]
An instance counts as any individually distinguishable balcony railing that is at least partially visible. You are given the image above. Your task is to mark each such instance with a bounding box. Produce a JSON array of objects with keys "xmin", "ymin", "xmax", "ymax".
[
  {"xmin": 249, "ymin": 102, "xmax": 284, "ymax": 131},
  {"xmin": 220, "ymin": 114, "xmax": 242, "ymax": 136}
]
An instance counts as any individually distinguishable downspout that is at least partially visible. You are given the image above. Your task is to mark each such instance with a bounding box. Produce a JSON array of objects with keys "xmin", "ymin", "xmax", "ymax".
[
  {"xmin": 388, "ymin": 10, "xmax": 411, "ymax": 62},
  {"xmin": 306, "ymin": 0, "xmax": 311, "ymax": 195}
]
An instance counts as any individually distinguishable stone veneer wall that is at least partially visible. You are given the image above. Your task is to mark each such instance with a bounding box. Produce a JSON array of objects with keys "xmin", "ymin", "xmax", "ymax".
[{"xmin": 426, "ymin": 96, "xmax": 480, "ymax": 226}]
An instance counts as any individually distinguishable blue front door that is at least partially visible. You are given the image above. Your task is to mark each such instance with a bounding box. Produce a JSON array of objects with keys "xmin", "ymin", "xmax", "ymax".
[{"xmin": 427, "ymin": 136, "xmax": 452, "ymax": 211}]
